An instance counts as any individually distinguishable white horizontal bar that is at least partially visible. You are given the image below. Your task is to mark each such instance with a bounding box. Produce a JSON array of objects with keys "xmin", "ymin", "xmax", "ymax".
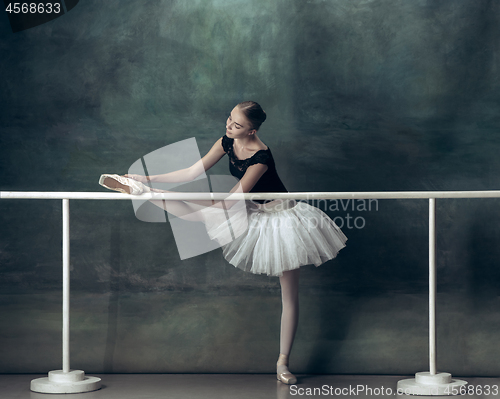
[{"xmin": 2, "ymin": 190, "xmax": 500, "ymax": 200}]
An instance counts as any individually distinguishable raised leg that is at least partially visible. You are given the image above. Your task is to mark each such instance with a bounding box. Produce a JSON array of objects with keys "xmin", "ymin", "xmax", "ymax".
[{"xmin": 148, "ymin": 190, "xmax": 207, "ymax": 222}]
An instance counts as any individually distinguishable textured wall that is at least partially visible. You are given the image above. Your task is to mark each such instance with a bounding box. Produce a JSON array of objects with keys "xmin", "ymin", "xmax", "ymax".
[{"xmin": 1, "ymin": 0, "xmax": 500, "ymax": 375}]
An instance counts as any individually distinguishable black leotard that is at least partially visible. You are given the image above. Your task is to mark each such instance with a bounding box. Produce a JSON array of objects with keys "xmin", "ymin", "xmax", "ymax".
[{"xmin": 221, "ymin": 135, "xmax": 288, "ymax": 204}]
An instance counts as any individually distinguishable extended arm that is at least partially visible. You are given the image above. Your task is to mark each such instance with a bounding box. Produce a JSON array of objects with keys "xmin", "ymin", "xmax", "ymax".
[
  {"xmin": 180, "ymin": 163, "xmax": 269, "ymax": 209},
  {"xmin": 125, "ymin": 137, "xmax": 226, "ymax": 183}
]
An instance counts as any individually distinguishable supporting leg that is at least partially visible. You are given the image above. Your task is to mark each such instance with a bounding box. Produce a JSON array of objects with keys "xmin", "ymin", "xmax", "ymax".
[{"xmin": 277, "ymin": 268, "xmax": 300, "ymax": 384}]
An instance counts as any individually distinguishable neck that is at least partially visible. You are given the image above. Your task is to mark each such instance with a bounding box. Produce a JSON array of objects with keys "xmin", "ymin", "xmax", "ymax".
[{"xmin": 235, "ymin": 134, "xmax": 258, "ymax": 149}]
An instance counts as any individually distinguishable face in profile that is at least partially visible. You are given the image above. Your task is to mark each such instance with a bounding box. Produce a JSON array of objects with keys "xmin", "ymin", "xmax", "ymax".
[{"xmin": 226, "ymin": 106, "xmax": 256, "ymax": 139}]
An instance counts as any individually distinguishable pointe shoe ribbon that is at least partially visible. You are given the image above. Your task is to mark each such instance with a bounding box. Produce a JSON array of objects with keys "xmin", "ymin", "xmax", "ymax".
[
  {"xmin": 276, "ymin": 353, "xmax": 297, "ymax": 385},
  {"xmin": 99, "ymin": 174, "xmax": 151, "ymax": 195}
]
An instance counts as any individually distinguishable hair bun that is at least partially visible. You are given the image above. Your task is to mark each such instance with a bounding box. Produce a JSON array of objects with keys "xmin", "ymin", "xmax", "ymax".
[{"xmin": 238, "ymin": 101, "xmax": 266, "ymax": 130}]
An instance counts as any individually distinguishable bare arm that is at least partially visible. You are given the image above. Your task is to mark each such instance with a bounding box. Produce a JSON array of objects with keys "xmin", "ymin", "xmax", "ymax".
[
  {"xmin": 125, "ymin": 137, "xmax": 226, "ymax": 183},
  {"xmin": 181, "ymin": 163, "xmax": 269, "ymax": 209}
]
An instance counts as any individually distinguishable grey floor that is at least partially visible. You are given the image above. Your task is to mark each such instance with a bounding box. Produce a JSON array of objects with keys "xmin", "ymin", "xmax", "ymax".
[{"xmin": 1, "ymin": 374, "xmax": 499, "ymax": 399}]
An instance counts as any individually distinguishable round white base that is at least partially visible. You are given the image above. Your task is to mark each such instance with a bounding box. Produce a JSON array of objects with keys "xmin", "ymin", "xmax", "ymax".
[
  {"xmin": 31, "ymin": 370, "xmax": 101, "ymax": 394},
  {"xmin": 398, "ymin": 372, "xmax": 467, "ymax": 396}
]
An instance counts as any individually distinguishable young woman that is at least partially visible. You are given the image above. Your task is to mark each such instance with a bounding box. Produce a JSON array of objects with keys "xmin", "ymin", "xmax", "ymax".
[{"xmin": 99, "ymin": 101, "xmax": 348, "ymax": 384}]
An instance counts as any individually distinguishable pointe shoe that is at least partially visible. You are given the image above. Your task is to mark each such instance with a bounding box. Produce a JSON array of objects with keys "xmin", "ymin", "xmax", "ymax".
[
  {"xmin": 99, "ymin": 174, "xmax": 151, "ymax": 195},
  {"xmin": 276, "ymin": 353, "xmax": 297, "ymax": 385}
]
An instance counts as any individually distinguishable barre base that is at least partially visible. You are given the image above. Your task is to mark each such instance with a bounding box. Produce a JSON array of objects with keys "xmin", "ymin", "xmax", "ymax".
[
  {"xmin": 31, "ymin": 370, "xmax": 101, "ymax": 394},
  {"xmin": 397, "ymin": 372, "xmax": 467, "ymax": 396}
]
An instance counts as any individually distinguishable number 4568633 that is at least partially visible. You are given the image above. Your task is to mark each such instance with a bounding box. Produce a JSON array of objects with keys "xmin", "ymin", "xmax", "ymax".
[{"xmin": 5, "ymin": 2, "xmax": 62, "ymax": 14}]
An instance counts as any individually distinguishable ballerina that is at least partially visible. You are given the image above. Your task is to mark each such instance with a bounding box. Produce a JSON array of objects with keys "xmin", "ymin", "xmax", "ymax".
[{"xmin": 99, "ymin": 101, "xmax": 348, "ymax": 384}]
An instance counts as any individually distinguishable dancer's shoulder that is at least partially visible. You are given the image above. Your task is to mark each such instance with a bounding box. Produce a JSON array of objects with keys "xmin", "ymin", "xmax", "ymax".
[
  {"xmin": 249, "ymin": 149, "xmax": 271, "ymax": 166},
  {"xmin": 221, "ymin": 134, "xmax": 233, "ymax": 153}
]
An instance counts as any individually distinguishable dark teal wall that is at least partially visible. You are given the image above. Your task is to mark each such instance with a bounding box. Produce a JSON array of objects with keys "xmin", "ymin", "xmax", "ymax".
[{"xmin": 1, "ymin": 0, "xmax": 500, "ymax": 375}]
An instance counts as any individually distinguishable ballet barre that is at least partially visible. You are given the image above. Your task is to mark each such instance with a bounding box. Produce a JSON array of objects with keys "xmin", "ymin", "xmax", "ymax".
[
  {"xmin": 3, "ymin": 189, "xmax": 500, "ymax": 394},
  {"xmin": 3, "ymin": 190, "xmax": 500, "ymax": 199}
]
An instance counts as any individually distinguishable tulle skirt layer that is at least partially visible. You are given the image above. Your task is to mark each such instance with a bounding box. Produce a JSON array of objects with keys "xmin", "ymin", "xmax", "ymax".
[{"xmin": 200, "ymin": 199, "xmax": 347, "ymax": 277}]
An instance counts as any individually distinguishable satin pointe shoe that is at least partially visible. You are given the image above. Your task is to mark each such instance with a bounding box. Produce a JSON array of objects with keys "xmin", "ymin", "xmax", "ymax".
[
  {"xmin": 99, "ymin": 174, "xmax": 151, "ymax": 195},
  {"xmin": 276, "ymin": 353, "xmax": 297, "ymax": 385}
]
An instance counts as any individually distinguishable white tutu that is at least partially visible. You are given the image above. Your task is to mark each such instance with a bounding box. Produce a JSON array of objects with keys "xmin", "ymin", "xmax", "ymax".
[{"xmin": 200, "ymin": 199, "xmax": 347, "ymax": 277}]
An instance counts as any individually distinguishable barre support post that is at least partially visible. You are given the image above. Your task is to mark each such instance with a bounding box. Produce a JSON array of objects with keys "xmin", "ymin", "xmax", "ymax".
[
  {"xmin": 397, "ymin": 198, "xmax": 467, "ymax": 395},
  {"xmin": 429, "ymin": 197, "xmax": 436, "ymax": 375},
  {"xmin": 30, "ymin": 199, "xmax": 101, "ymax": 394}
]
